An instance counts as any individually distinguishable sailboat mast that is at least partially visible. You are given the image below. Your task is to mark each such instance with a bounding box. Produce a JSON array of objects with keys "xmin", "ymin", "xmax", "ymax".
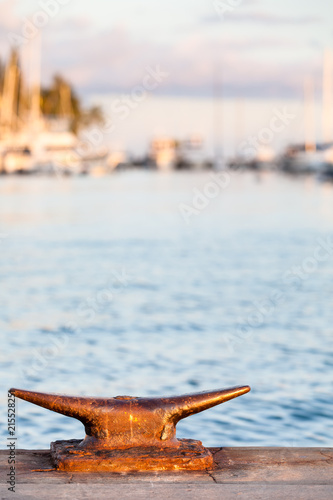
[
  {"xmin": 213, "ymin": 63, "xmax": 223, "ymax": 168},
  {"xmin": 0, "ymin": 51, "xmax": 19, "ymax": 134},
  {"xmin": 304, "ymin": 76, "xmax": 316, "ymax": 153},
  {"xmin": 322, "ymin": 49, "xmax": 333, "ymax": 143},
  {"xmin": 30, "ymin": 34, "xmax": 41, "ymax": 125},
  {"xmin": 234, "ymin": 98, "xmax": 244, "ymax": 157}
]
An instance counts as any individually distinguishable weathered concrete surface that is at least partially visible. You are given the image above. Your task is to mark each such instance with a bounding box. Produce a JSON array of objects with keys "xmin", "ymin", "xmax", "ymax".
[
  {"xmin": 3, "ymin": 484, "xmax": 333, "ymax": 500},
  {"xmin": 1, "ymin": 447, "xmax": 332, "ymax": 499},
  {"xmin": 212, "ymin": 447, "xmax": 333, "ymax": 485}
]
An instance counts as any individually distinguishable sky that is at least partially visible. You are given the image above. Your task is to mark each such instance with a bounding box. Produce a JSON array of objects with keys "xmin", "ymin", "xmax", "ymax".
[
  {"xmin": 0, "ymin": 0, "xmax": 333, "ymax": 154},
  {"xmin": 1, "ymin": 0, "xmax": 332, "ymax": 98}
]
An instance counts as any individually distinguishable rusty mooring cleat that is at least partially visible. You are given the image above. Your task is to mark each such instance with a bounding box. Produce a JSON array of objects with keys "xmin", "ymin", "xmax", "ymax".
[{"xmin": 9, "ymin": 386, "xmax": 250, "ymax": 472}]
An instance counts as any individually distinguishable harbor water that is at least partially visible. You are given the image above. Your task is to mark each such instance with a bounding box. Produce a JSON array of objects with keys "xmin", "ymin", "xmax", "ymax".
[{"xmin": 0, "ymin": 170, "xmax": 333, "ymax": 449}]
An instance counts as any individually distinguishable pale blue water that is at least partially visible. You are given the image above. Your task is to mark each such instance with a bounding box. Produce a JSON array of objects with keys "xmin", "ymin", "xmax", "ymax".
[{"xmin": 0, "ymin": 171, "xmax": 333, "ymax": 449}]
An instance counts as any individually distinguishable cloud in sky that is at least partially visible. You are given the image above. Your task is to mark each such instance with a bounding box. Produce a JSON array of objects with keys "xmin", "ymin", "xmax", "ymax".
[
  {"xmin": 202, "ymin": 10, "xmax": 322, "ymax": 26},
  {"xmin": 0, "ymin": 0, "xmax": 20, "ymax": 30},
  {"xmin": 0, "ymin": 0, "xmax": 20, "ymax": 52},
  {"xmin": 0, "ymin": 1, "xmax": 326, "ymax": 100},
  {"xmin": 35, "ymin": 23, "xmax": 319, "ymax": 99}
]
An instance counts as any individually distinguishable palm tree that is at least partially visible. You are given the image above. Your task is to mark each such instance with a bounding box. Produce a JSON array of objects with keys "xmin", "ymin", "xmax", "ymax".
[{"xmin": 41, "ymin": 74, "xmax": 104, "ymax": 134}]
